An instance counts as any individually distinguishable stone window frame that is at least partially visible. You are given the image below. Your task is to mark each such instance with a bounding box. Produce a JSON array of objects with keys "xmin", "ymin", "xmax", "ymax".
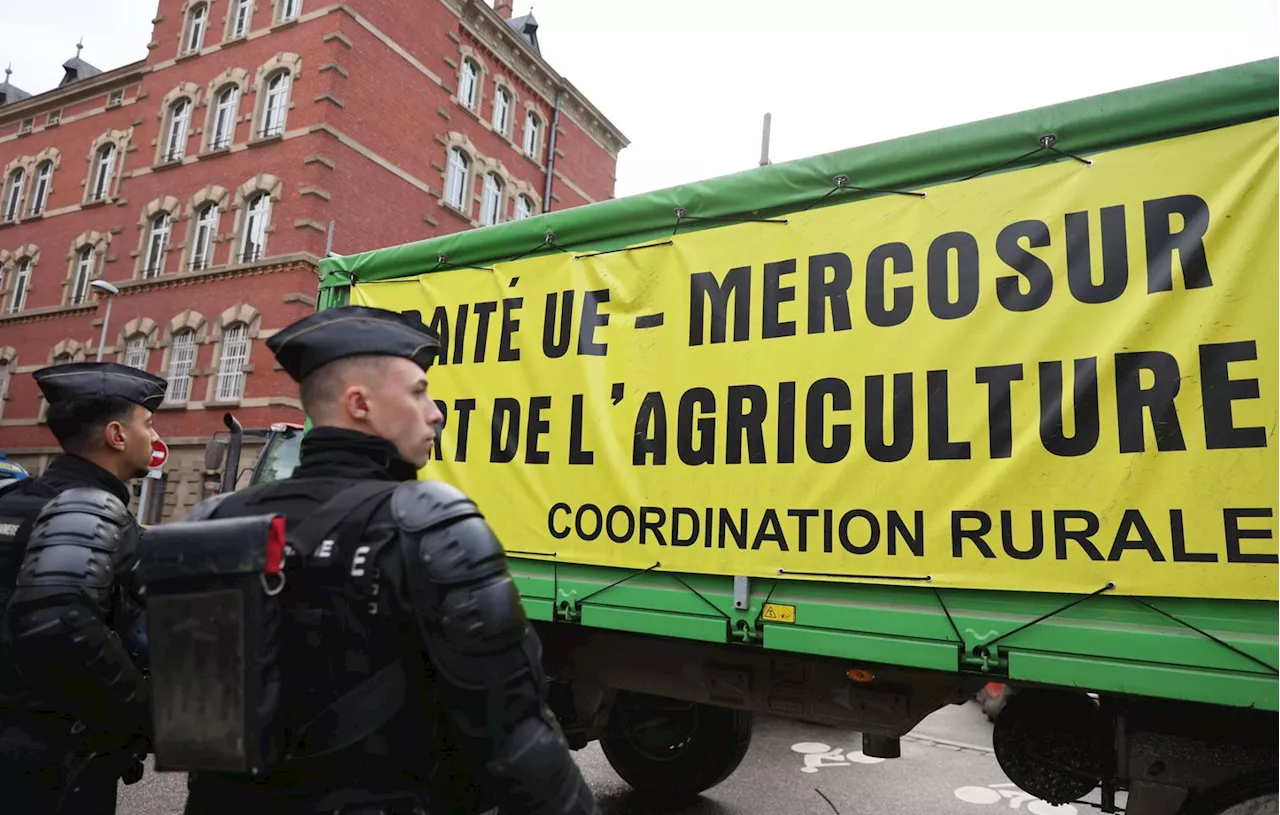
[
  {"xmin": 0, "ymin": 345, "xmax": 15, "ymax": 419},
  {"xmin": 179, "ymin": 0, "xmax": 212, "ymax": 57},
  {"xmin": 2, "ymin": 159, "xmax": 31, "ymax": 224},
  {"xmin": 454, "ymin": 46, "xmax": 488, "ymax": 116},
  {"xmin": 224, "ymin": 0, "xmax": 255, "ymax": 41},
  {"xmin": 478, "ymin": 164, "xmax": 507, "ymax": 227},
  {"xmin": 84, "ymin": 129, "xmax": 131, "ymax": 205},
  {"xmin": 439, "ymin": 132, "xmax": 483, "ymax": 220},
  {"xmin": 64, "ymin": 230, "xmax": 110, "ymax": 307},
  {"xmin": 38, "ymin": 339, "xmax": 89, "ymax": 422},
  {"xmin": 273, "ymin": 0, "xmax": 301, "ymax": 24},
  {"xmin": 205, "ymin": 302, "xmax": 261, "ymax": 406},
  {"xmin": 490, "ymin": 75, "xmax": 516, "ymax": 140},
  {"xmin": 250, "ymin": 53, "xmax": 301, "ymax": 141},
  {"xmin": 508, "ymin": 178, "xmax": 541, "ymax": 221},
  {"xmin": 228, "ymin": 173, "xmax": 281, "ymax": 265},
  {"xmin": 116, "ymin": 316, "xmax": 161, "ymax": 373},
  {"xmin": 203, "ymin": 68, "xmax": 249, "ymax": 153},
  {"xmin": 521, "ymin": 102, "xmax": 544, "ymax": 164},
  {"xmin": 0, "ymin": 244, "xmax": 40, "ymax": 314},
  {"xmin": 158, "ymin": 309, "xmax": 209, "ymax": 407},
  {"xmin": 182, "ymin": 185, "xmax": 231, "ymax": 272},
  {"xmin": 25, "ymin": 147, "xmax": 61, "ymax": 217},
  {"xmin": 155, "ymin": 83, "xmax": 202, "ymax": 165},
  {"xmin": 134, "ymin": 195, "xmax": 183, "ymax": 279}
]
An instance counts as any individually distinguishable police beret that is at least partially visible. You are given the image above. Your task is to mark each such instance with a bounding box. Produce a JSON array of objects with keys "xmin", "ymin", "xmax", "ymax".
[
  {"xmin": 266, "ymin": 305, "xmax": 442, "ymax": 383},
  {"xmin": 33, "ymin": 362, "xmax": 168, "ymax": 413}
]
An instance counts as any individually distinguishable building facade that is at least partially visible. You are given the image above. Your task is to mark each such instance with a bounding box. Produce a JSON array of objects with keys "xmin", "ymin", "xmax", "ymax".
[{"xmin": 0, "ymin": 0, "xmax": 627, "ymax": 521}]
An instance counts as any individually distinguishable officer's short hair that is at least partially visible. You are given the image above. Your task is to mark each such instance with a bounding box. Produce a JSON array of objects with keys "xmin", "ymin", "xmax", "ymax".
[
  {"xmin": 46, "ymin": 395, "xmax": 140, "ymax": 454},
  {"xmin": 299, "ymin": 355, "xmax": 388, "ymax": 416}
]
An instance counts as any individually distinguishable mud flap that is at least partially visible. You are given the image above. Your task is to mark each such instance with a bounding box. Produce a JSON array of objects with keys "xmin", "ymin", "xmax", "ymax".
[{"xmin": 138, "ymin": 513, "xmax": 286, "ymax": 776}]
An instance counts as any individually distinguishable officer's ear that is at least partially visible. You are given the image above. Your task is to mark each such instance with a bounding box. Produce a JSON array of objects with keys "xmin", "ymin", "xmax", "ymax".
[
  {"xmin": 340, "ymin": 383, "xmax": 372, "ymax": 421},
  {"xmin": 101, "ymin": 418, "xmax": 129, "ymax": 452}
]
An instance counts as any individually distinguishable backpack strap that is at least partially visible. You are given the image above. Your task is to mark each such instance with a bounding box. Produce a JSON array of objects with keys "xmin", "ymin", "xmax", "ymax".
[{"xmin": 284, "ymin": 481, "xmax": 402, "ymax": 558}]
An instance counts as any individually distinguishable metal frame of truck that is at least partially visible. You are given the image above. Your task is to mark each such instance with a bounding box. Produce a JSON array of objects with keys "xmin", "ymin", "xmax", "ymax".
[{"xmin": 252, "ymin": 59, "xmax": 1276, "ymax": 815}]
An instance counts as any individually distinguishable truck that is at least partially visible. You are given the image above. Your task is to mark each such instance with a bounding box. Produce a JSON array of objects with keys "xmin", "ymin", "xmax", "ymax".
[{"xmin": 216, "ymin": 58, "xmax": 1279, "ymax": 815}]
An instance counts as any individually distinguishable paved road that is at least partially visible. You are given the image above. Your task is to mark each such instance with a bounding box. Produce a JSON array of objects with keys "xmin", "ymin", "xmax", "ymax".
[{"xmin": 118, "ymin": 701, "xmax": 1115, "ymax": 815}]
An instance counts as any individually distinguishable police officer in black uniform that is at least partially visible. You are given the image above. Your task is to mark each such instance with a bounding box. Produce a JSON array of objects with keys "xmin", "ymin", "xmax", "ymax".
[
  {"xmin": 165, "ymin": 305, "xmax": 598, "ymax": 815},
  {"xmin": 0, "ymin": 361, "xmax": 166, "ymax": 813}
]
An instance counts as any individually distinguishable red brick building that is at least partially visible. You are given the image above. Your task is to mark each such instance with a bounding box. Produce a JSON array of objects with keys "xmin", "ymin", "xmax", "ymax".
[{"xmin": 0, "ymin": 0, "xmax": 627, "ymax": 520}]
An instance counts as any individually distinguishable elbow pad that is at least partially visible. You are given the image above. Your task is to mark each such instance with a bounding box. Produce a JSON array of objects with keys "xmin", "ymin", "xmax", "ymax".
[
  {"xmin": 5, "ymin": 488, "xmax": 149, "ymax": 732},
  {"xmin": 393, "ymin": 481, "xmax": 599, "ymax": 815}
]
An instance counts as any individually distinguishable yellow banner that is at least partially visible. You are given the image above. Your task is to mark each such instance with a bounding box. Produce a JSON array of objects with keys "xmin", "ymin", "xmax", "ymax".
[{"xmin": 353, "ymin": 118, "xmax": 1279, "ymax": 601}]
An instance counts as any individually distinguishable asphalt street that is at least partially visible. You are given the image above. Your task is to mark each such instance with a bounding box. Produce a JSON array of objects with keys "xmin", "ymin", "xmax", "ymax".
[{"xmin": 118, "ymin": 701, "xmax": 1116, "ymax": 815}]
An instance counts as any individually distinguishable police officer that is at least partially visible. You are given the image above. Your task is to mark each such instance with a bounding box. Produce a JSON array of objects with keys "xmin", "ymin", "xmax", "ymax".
[
  {"xmin": 0, "ymin": 361, "xmax": 166, "ymax": 813},
  {"xmin": 167, "ymin": 305, "xmax": 598, "ymax": 815}
]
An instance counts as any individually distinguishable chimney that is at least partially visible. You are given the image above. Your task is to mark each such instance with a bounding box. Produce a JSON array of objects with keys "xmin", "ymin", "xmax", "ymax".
[{"xmin": 494, "ymin": 0, "xmax": 514, "ymax": 19}]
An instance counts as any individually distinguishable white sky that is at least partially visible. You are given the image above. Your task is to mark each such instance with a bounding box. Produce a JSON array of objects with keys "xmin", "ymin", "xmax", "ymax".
[{"xmin": 1, "ymin": 0, "xmax": 1276, "ymax": 198}]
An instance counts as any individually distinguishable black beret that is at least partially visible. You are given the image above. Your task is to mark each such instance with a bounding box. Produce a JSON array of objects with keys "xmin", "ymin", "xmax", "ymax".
[
  {"xmin": 266, "ymin": 305, "xmax": 442, "ymax": 383},
  {"xmin": 33, "ymin": 362, "xmax": 168, "ymax": 413}
]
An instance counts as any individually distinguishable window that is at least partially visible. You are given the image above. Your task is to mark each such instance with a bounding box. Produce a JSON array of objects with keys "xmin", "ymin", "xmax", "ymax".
[
  {"xmin": 523, "ymin": 111, "xmax": 542, "ymax": 160},
  {"xmin": 240, "ymin": 193, "xmax": 271, "ymax": 262},
  {"xmin": 277, "ymin": 0, "xmax": 301, "ymax": 22},
  {"xmin": 90, "ymin": 144, "xmax": 117, "ymax": 202},
  {"xmin": 123, "ymin": 335, "xmax": 149, "ymax": 370},
  {"xmin": 144, "ymin": 212, "xmax": 172, "ymax": 278},
  {"xmin": 184, "ymin": 4, "xmax": 208, "ymax": 54},
  {"xmin": 492, "ymin": 87, "xmax": 510, "ymax": 134},
  {"xmin": 166, "ymin": 329, "xmax": 197, "ymax": 403},
  {"xmin": 3, "ymin": 168, "xmax": 24, "ymax": 222},
  {"xmin": 107, "ymin": 89, "xmax": 124, "ymax": 107},
  {"xmin": 47, "ymin": 110, "xmax": 62, "ymax": 126},
  {"xmin": 261, "ymin": 72, "xmax": 290, "ymax": 138},
  {"xmin": 515, "ymin": 194, "xmax": 534, "ymax": 220},
  {"xmin": 444, "ymin": 147, "xmax": 470, "ymax": 210},
  {"xmin": 0, "ymin": 357, "xmax": 9, "ymax": 405},
  {"xmin": 215, "ymin": 323, "xmax": 249, "ymax": 401},
  {"xmin": 8, "ymin": 258, "xmax": 31, "ymax": 314},
  {"xmin": 191, "ymin": 204, "xmax": 220, "ymax": 270},
  {"xmin": 480, "ymin": 172, "xmax": 503, "ymax": 226},
  {"xmin": 70, "ymin": 246, "xmax": 94, "ymax": 305},
  {"xmin": 164, "ymin": 99, "xmax": 192, "ymax": 162},
  {"xmin": 53, "ymin": 352, "xmax": 73, "ymax": 366},
  {"xmin": 229, "ymin": 0, "xmax": 253, "ymax": 37},
  {"xmin": 459, "ymin": 59, "xmax": 479, "ymax": 110},
  {"xmin": 210, "ymin": 85, "xmax": 239, "ymax": 149},
  {"xmin": 28, "ymin": 161, "xmax": 52, "ymax": 216}
]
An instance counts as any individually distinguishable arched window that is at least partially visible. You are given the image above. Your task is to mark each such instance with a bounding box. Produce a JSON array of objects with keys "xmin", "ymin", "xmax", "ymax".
[
  {"xmin": 229, "ymin": 0, "xmax": 253, "ymax": 37},
  {"xmin": 70, "ymin": 246, "xmax": 95, "ymax": 305},
  {"xmin": 165, "ymin": 328, "xmax": 198, "ymax": 404},
  {"xmin": 3, "ymin": 168, "xmax": 25, "ymax": 222},
  {"xmin": 492, "ymin": 87, "xmax": 511, "ymax": 135},
  {"xmin": 445, "ymin": 147, "xmax": 470, "ymax": 210},
  {"xmin": 260, "ymin": 71, "xmax": 291, "ymax": 138},
  {"xmin": 53, "ymin": 351, "xmax": 73, "ymax": 366},
  {"xmin": 276, "ymin": 0, "xmax": 301, "ymax": 23},
  {"xmin": 144, "ymin": 212, "xmax": 173, "ymax": 278},
  {"xmin": 164, "ymin": 99, "xmax": 192, "ymax": 162},
  {"xmin": 123, "ymin": 334, "xmax": 150, "ymax": 370},
  {"xmin": 523, "ymin": 110, "xmax": 542, "ymax": 161},
  {"xmin": 7, "ymin": 257, "xmax": 32, "ymax": 314},
  {"xmin": 515, "ymin": 194, "xmax": 534, "ymax": 221},
  {"xmin": 240, "ymin": 193, "xmax": 271, "ymax": 263},
  {"xmin": 28, "ymin": 161, "xmax": 52, "ymax": 216},
  {"xmin": 89, "ymin": 144, "xmax": 117, "ymax": 202},
  {"xmin": 458, "ymin": 59, "xmax": 479, "ymax": 111},
  {"xmin": 183, "ymin": 3, "xmax": 208, "ymax": 54},
  {"xmin": 480, "ymin": 172, "xmax": 504, "ymax": 226},
  {"xmin": 190, "ymin": 203, "xmax": 220, "ymax": 270},
  {"xmin": 215, "ymin": 323, "xmax": 249, "ymax": 401},
  {"xmin": 210, "ymin": 85, "xmax": 240, "ymax": 150}
]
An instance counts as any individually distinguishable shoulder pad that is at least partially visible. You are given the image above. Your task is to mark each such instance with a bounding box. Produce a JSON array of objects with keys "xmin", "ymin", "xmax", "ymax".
[
  {"xmin": 35, "ymin": 487, "xmax": 130, "ymax": 527},
  {"xmin": 20, "ymin": 488, "xmax": 134, "ymax": 589},
  {"xmin": 390, "ymin": 479, "xmax": 483, "ymax": 533},
  {"xmin": 181, "ymin": 491, "xmax": 235, "ymax": 523}
]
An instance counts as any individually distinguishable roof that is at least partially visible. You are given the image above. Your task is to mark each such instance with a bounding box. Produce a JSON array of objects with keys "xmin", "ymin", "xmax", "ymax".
[
  {"xmin": 0, "ymin": 66, "xmax": 31, "ymax": 107},
  {"xmin": 507, "ymin": 12, "xmax": 540, "ymax": 54},
  {"xmin": 320, "ymin": 56, "xmax": 1280, "ymax": 290},
  {"xmin": 59, "ymin": 50, "xmax": 103, "ymax": 87}
]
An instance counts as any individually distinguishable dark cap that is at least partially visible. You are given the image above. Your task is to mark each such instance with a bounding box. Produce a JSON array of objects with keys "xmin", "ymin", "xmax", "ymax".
[
  {"xmin": 33, "ymin": 362, "xmax": 168, "ymax": 413},
  {"xmin": 266, "ymin": 305, "xmax": 442, "ymax": 383}
]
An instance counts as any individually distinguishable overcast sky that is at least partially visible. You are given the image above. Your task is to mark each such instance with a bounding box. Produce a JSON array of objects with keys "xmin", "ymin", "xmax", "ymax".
[{"xmin": 1, "ymin": 0, "xmax": 1276, "ymax": 198}]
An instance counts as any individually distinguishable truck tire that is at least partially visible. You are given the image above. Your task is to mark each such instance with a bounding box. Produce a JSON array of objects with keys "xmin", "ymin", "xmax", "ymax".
[
  {"xmin": 600, "ymin": 692, "xmax": 753, "ymax": 802},
  {"xmin": 1176, "ymin": 771, "xmax": 1279, "ymax": 815}
]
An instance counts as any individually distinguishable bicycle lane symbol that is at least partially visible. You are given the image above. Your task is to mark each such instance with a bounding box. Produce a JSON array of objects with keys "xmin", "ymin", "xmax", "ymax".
[
  {"xmin": 790, "ymin": 742, "xmax": 886, "ymax": 773},
  {"xmin": 954, "ymin": 782, "xmax": 1078, "ymax": 815}
]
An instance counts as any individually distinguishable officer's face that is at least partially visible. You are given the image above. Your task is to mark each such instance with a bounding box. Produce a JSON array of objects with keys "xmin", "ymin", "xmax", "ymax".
[
  {"xmin": 364, "ymin": 357, "xmax": 444, "ymax": 469},
  {"xmin": 112, "ymin": 406, "xmax": 159, "ymax": 478}
]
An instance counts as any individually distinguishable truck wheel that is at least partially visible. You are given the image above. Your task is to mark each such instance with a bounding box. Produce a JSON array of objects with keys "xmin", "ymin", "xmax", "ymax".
[
  {"xmin": 1177, "ymin": 771, "xmax": 1279, "ymax": 815},
  {"xmin": 600, "ymin": 692, "xmax": 753, "ymax": 802}
]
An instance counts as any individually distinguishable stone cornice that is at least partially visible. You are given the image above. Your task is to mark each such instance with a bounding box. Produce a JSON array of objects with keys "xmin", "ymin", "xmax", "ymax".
[
  {"xmin": 440, "ymin": 0, "xmax": 629, "ymax": 158},
  {"xmin": 0, "ymin": 61, "xmax": 147, "ymax": 125}
]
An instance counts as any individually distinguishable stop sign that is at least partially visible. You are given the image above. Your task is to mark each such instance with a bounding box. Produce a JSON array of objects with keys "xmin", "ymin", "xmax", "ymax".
[{"xmin": 149, "ymin": 438, "xmax": 169, "ymax": 470}]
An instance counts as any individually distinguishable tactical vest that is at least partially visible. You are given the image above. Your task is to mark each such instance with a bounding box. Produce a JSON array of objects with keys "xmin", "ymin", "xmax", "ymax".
[
  {"xmin": 0, "ymin": 479, "xmax": 59, "ymax": 707},
  {"xmin": 140, "ymin": 479, "xmax": 426, "ymax": 778}
]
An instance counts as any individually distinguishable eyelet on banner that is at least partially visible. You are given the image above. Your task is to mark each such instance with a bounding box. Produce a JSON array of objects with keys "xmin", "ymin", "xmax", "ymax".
[{"xmin": 260, "ymin": 571, "xmax": 286, "ymax": 596}]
